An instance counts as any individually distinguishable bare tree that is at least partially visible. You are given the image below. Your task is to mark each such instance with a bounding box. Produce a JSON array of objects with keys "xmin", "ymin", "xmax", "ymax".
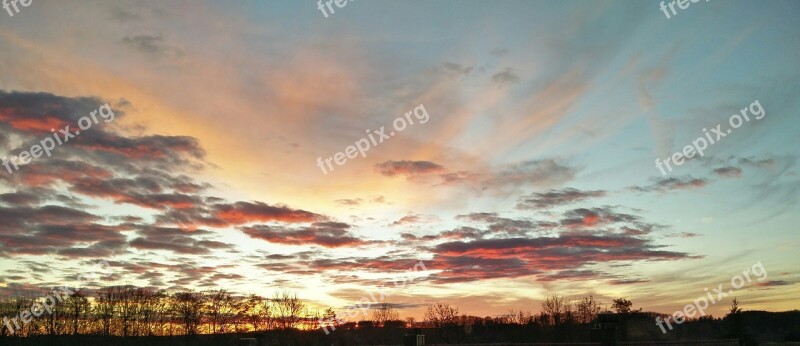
[
  {"xmin": 172, "ymin": 291, "xmax": 205, "ymax": 335},
  {"xmin": 64, "ymin": 291, "xmax": 90, "ymax": 335},
  {"xmin": 575, "ymin": 295, "xmax": 601, "ymax": 323},
  {"xmin": 135, "ymin": 288, "xmax": 163, "ymax": 336},
  {"xmin": 506, "ymin": 309, "xmax": 533, "ymax": 325},
  {"xmin": 118, "ymin": 286, "xmax": 137, "ymax": 337},
  {"xmin": 405, "ymin": 317, "xmax": 416, "ymax": 327},
  {"xmin": 321, "ymin": 307, "xmax": 340, "ymax": 331},
  {"xmin": 541, "ymin": 293, "xmax": 566, "ymax": 326},
  {"xmin": 95, "ymin": 286, "xmax": 118, "ymax": 336},
  {"xmin": 725, "ymin": 297, "xmax": 745, "ymax": 340},
  {"xmin": 424, "ymin": 302, "xmax": 459, "ymax": 328},
  {"xmin": 242, "ymin": 294, "xmax": 268, "ymax": 332},
  {"xmin": 371, "ymin": 302, "xmax": 400, "ymax": 326},
  {"xmin": 150, "ymin": 290, "xmax": 170, "ymax": 336},
  {"xmin": 40, "ymin": 289, "xmax": 68, "ymax": 336},
  {"xmin": 204, "ymin": 289, "xmax": 237, "ymax": 334},
  {"xmin": 611, "ymin": 298, "xmax": 639, "ymax": 314},
  {"xmin": 273, "ymin": 291, "xmax": 305, "ymax": 330},
  {"xmin": 230, "ymin": 295, "xmax": 248, "ymax": 333},
  {"xmin": 728, "ymin": 297, "xmax": 741, "ymax": 315}
]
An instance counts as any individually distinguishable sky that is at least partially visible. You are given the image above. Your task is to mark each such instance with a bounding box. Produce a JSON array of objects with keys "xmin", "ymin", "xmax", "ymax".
[{"xmin": 0, "ymin": 0, "xmax": 798, "ymax": 320}]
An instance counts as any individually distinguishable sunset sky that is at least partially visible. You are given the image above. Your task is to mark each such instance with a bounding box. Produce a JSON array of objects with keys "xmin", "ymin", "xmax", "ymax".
[{"xmin": 0, "ymin": 0, "xmax": 798, "ymax": 320}]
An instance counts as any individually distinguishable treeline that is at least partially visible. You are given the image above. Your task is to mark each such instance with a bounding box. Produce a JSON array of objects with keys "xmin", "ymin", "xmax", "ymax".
[
  {"xmin": 1, "ymin": 286, "xmax": 798, "ymax": 344},
  {"xmin": 0, "ymin": 288, "xmax": 617, "ymax": 338},
  {"xmin": 416, "ymin": 294, "xmax": 624, "ymax": 328},
  {"xmin": 0, "ymin": 286, "xmax": 315, "ymax": 337}
]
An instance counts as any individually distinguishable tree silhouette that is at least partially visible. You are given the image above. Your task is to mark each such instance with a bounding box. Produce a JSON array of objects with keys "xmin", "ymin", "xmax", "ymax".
[
  {"xmin": 424, "ymin": 302, "xmax": 459, "ymax": 328},
  {"xmin": 611, "ymin": 298, "xmax": 640, "ymax": 314},
  {"xmin": 371, "ymin": 302, "xmax": 399, "ymax": 327},
  {"xmin": 576, "ymin": 295, "xmax": 601, "ymax": 323},
  {"xmin": 541, "ymin": 293, "xmax": 567, "ymax": 325}
]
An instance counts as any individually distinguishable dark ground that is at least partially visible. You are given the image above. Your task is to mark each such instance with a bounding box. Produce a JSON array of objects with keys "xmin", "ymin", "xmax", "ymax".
[{"xmin": 0, "ymin": 311, "xmax": 798, "ymax": 346}]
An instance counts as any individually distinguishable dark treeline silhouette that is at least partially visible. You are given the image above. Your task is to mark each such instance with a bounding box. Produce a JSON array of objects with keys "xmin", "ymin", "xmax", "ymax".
[
  {"xmin": 0, "ymin": 287, "xmax": 798, "ymax": 345},
  {"xmin": 0, "ymin": 286, "xmax": 313, "ymax": 338}
]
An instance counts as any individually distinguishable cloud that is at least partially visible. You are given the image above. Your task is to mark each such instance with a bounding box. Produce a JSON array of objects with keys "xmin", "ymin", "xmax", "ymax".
[
  {"xmin": 672, "ymin": 232, "xmax": 699, "ymax": 238},
  {"xmin": 0, "ymin": 192, "xmax": 41, "ymax": 206},
  {"xmin": 0, "ymin": 91, "xmax": 206, "ymax": 176},
  {"xmin": 308, "ymin": 257, "xmax": 429, "ymax": 276},
  {"xmin": 213, "ymin": 201, "xmax": 324, "ymax": 225},
  {"xmin": 398, "ymin": 204, "xmax": 690, "ymax": 284},
  {"xmin": 242, "ymin": 222, "xmax": 368, "ymax": 248},
  {"xmin": 755, "ymin": 280, "xmax": 795, "ymax": 287},
  {"xmin": 156, "ymin": 200, "xmax": 327, "ymax": 230},
  {"xmin": 0, "ymin": 79, "xmax": 700, "ymax": 291},
  {"xmin": 0, "ymin": 160, "xmax": 112, "ymax": 188},
  {"xmin": 76, "ymin": 133, "xmax": 206, "ymax": 166},
  {"xmin": 490, "ymin": 48, "xmax": 509, "ymax": 56},
  {"xmin": 631, "ymin": 176, "xmax": 709, "ymax": 193},
  {"xmin": 0, "ymin": 205, "xmax": 100, "ymax": 234},
  {"xmin": 335, "ymin": 198, "xmax": 362, "ymax": 206},
  {"xmin": 0, "ymin": 204, "xmax": 130, "ymax": 257},
  {"xmin": 121, "ymin": 34, "xmax": 169, "ymax": 56},
  {"xmin": 130, "ymin": 227, "xmax": 230, "ymax": 255},
  {"xmin": 391, "ymin": 215, "xmax": 423, "ymax": 226},
  {"xmin": 0, "ymin": 90, "xmax": 337, "ymax": 263},
  {"xmin": 608, "ymin": 278, "xmax": 650, "ymax": 285},
  {"xmin": 72, "ymin": 178, "xmax": 203, "ymax": 210},
  {"xmin": 108, "ymin": 6, "xmax": 143, "ymax": 22},
  {"xmin": 429, "ymin": 233, "xmax": 695, "ymax": 284},
  {"xmin": 390, "ymin": 214, "xmax": 438, "ymax": 227},
  {"xmin": 441, "ymin": 62, "xmax": 474, "ymax": 76},
  {"xmin": 432, "ymin": 226, "xmax": 486, "ymax": 240},
  {"xmin": 738, "ymin": 157, "xmax": 775, "ymax": 169},
  {"xmin": 516, "ymin": 188, "xmax": 606, "ymax": 209},
  {"xmin": 437, "ymin": 170, "xmax": 485, "ymax": 188},
  {"xmin": 483, "ymin": 159, "xmax": 577, "ymax": 190},
  {"xmin": 559, "ymin": 207, "xmax": 639, "ymax": 229},
  {"xmin": 434, "ymin": 159, "xmax": 578, "ymax": 194},
  {"xmin": 491, "ymin": 68, "xmax": 521, "ymax": 85},
  {"xmin": 713, "ymin": 166, "xmax": 743, "ymax": 178},
  {"xmin": 455, "ymin": 212, "xmax": 552, "ymax": 238},
  {"xmin": 376, "ymin": 160, "xmax": 445, "ymax": 177}
]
